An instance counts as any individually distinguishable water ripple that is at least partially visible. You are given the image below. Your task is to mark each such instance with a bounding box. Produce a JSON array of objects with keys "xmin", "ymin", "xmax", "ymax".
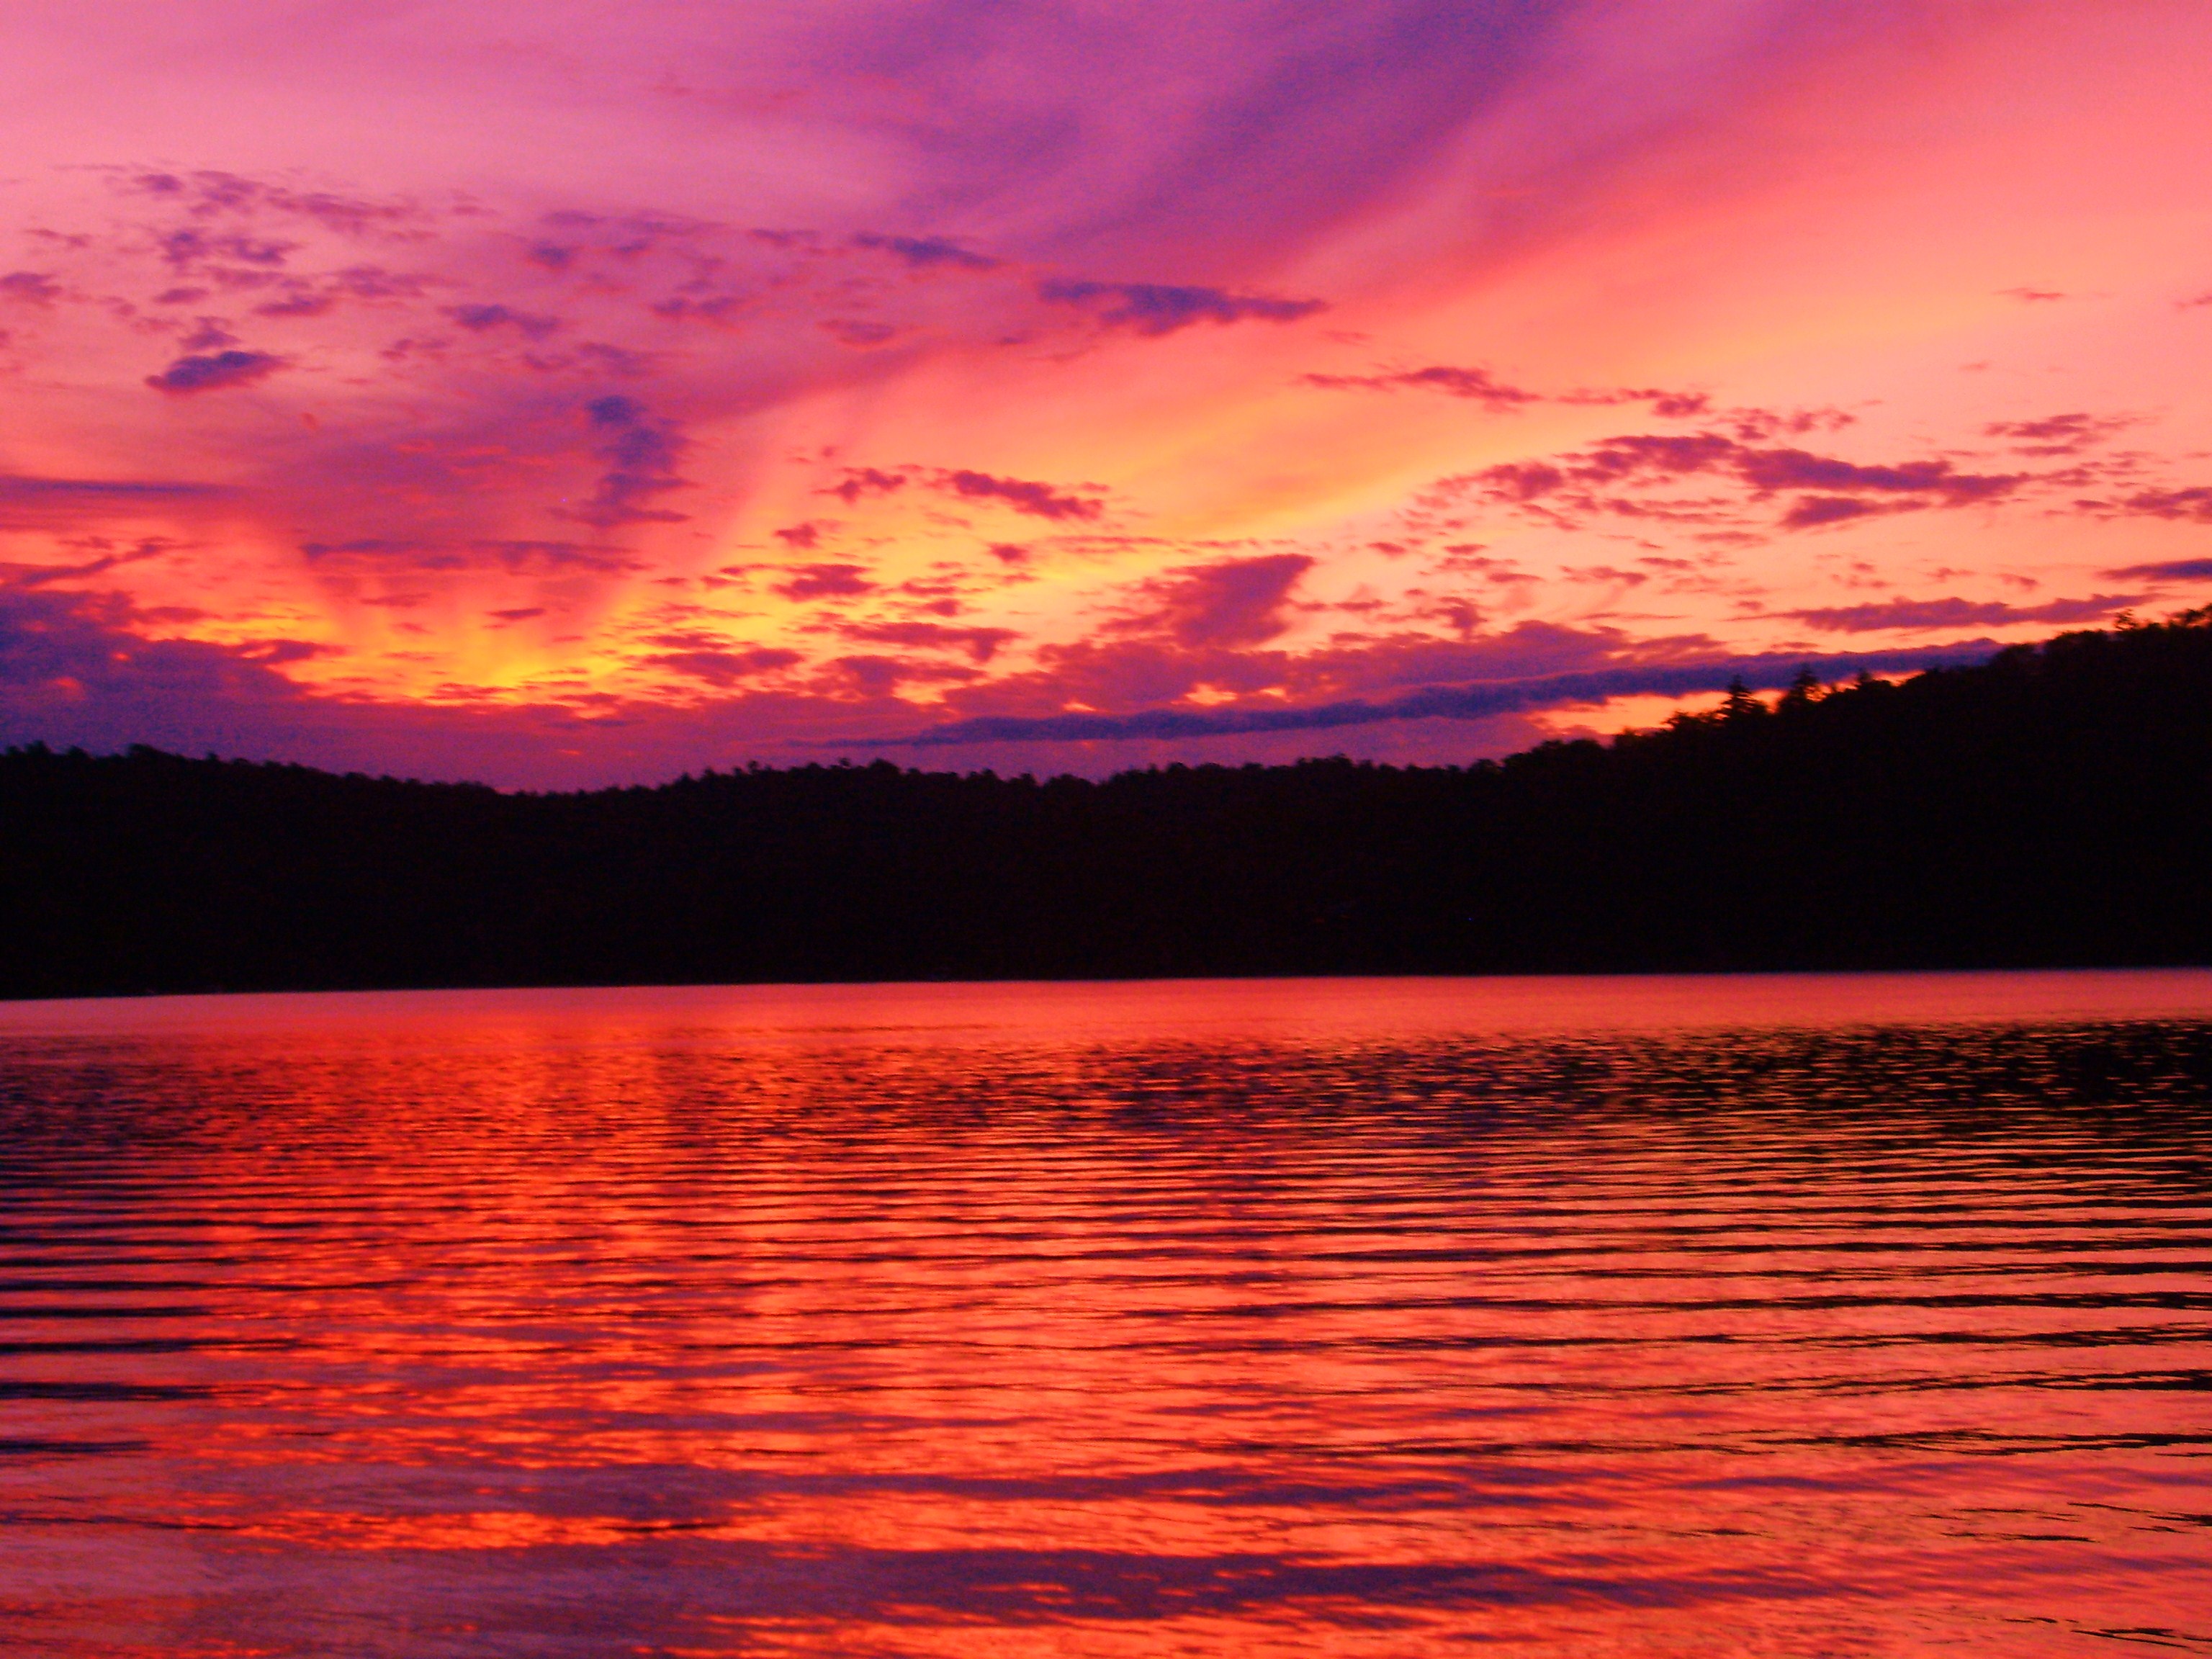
[{"xmin": 0, "ymin": 976, "xmax": 2208, "ymax": 1655}]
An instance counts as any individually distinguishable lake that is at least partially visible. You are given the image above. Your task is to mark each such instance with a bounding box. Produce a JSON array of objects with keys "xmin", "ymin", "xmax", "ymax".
[{"xmin": 2, "ymin": 972, "xmax": 2209, "ymax": 1656}]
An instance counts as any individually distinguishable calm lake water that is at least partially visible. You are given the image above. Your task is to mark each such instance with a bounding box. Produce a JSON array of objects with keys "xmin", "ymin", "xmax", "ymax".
[{"xmin": 2, "ymin": 972, "xmax": 2209, "ymax": 1657}]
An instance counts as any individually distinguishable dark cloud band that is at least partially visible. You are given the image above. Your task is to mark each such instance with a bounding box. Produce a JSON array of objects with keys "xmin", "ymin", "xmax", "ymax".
[{"xmin": 861, "ymin": 645, "xmax": 1997, "ymax": 747}]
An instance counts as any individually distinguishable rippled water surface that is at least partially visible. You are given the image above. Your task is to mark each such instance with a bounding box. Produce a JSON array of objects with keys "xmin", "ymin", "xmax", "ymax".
[{"xmin": 3, "ymin": 972, "xmax": 2210, "ymax": 1657}]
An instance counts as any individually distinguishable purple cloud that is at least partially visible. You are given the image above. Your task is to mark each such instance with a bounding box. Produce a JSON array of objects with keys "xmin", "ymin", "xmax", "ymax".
[
  {"xmin": 1303, "ymin": 364, "xmax": 1538, "ymax": 410},
  {"xmin": 2104, "ymin": 558, "xmax": 2212, "ymax": 582},
  {"xmin": 1784, "ymin": 594, "xmax": 2141, "ymax": 632},
  {"xmin": 1781, "ymin": 496, "xmax": 1898, "ymax": 529},
  {"xmin": 646, "ymin": 647, "xmax": 803, "ymax": 687},
  {"xmin": 0, "ymin": 472, "xmax": 220, "ymax": 513},
  {"xmin": 1305, "ymin": 367, "xmax": 1708, "ymax": 418},
  {"xmin": 243, "ymin": 266, "xmax": 431, "ymax": 320},
  {"xmin": 444, "ymin": 302, "xmax": 562, "ymax": 340},
  {"xmin": 1983, "ymin": 412, "xmax": 2137, "ymax": 455},
  {"xmin": 1460, "ymin": 428, "xmax": 2026, "ymax": 527},
  {"xmin": 256, "ymin": 292, "xmax": 333, "ymax": 318},
  {"xmin": 936, "ymin": 469, "xmax": 1102, "ymax": 521},
  {"xmin": 832, "ymin": 653, "xmax": 977, "ymax": 698},
  {"xmin": 299, "ymin": 539, "xmax": 642, "ymax": 575},
  {"xmin": 120, "ymin": 170, "xmax": 420, "ymax": 237},
  {"xmin": 851, "ymin": 233, "xmax": 999, "ymax": 271},
  {"xmin": 840, "ymin": 621, "xmax": 1018, "ymax": 663},
  {"xmin": 144, "ymin": 349, "xmax": 286, "ymax": 395},
  {"xmin": 827, "ymin": 467, "xmax": 911, "ymax": 504},
  {"xmin": 179, "ymin": 318, "xmax": 238, "ymax": 351},
  {"xmin": 565, "ymin": 395, "xmax": 691, "ymax": 527},
  {"xmin": 2084, "ymin": 487, "xmax": 2212, "ymax": 523},
  {"xmin": 1733, "ymin": 447, "xmax": 2018, "ymax": 500},
  {"xmin": 774, "ymin": 563, "xmax": 876, "ymax": 601},
  {"xmin": 866, "ymin": 644, "xmax": 1996, "ymax": 747},
  {"xmin": 0, "ymin": 271, "xmax": 60, "ymax": 305},
  {"xmin": 1, "ymin": 537, "xmax": 179, "ymax": 590},
  {"xmin": 0, "ymin": 587, "xmax": 316, "ymax": 747},
  {"xmin": 1122, "ymin": 554, "xmax": 1314, "ymax": 648},
  {"xmin": 820, "ymin": 466, "xmax": 1098, "ymax": 520},
  {"xmin": 1565, "ymin": 387, "xmax": 1713, "ymax": 418},
  {"xmin": 329, "ymin": 266, "xmax": 432, "ymax": 300},
  {"xmin": 156, "ymin": 228, "xmax": 295, "ymax": 271},
  {"xmin": 1038, "ymin": 279, "xmax": 1324, "ymax": 336}
]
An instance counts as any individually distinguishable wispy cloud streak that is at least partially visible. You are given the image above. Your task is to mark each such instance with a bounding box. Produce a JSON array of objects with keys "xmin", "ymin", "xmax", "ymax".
[{"xmin": 866, "ymin": 646, "xmax": 1997, "ymax": 747}]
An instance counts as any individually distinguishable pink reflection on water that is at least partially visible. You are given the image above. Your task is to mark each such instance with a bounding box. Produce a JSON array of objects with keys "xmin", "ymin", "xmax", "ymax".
[
  {"xmin": 0, "ymin": 978, "xmax": 2206, "ymax": 1655},
  {"xmin": 6, "ymin": 967, "xmax": 2212, "ymax": 1044}
]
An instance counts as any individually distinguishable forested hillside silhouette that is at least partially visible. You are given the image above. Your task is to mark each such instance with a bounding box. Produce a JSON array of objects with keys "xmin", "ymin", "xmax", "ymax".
[{"xmin": 6, "ymin": 611, "xmax": 2212, "ymax": 998}]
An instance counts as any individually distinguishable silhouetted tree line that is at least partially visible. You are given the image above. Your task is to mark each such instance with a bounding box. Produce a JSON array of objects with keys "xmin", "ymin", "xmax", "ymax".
[{"xmin": 6, "ymin": 611, "xmax": 2212, "ymax": 997}]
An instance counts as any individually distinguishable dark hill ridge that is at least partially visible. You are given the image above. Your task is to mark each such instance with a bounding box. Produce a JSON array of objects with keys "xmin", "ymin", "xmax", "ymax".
[{"xmin": 6, "ymin": 611, "xmax": 2212, "ymax": 998}]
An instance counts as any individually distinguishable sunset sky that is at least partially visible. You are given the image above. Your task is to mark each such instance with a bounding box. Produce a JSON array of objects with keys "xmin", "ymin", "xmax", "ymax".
[{"xmin": 4, "ymin": 0, "xmax": 2210, "ymax": 786}]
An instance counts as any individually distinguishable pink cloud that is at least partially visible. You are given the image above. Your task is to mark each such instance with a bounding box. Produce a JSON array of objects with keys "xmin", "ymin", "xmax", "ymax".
[
  {"xmin": 1117, "ymin": 554, "xmax": 1315, "ymax": 648},
  {"xmin": 1784, "ymin": 595, "xmax": 2141, "ymax": 633}
]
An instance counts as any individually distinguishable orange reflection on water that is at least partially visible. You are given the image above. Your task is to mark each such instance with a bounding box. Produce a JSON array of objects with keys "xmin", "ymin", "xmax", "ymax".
[{"xmin": 0, "ymin": 974, "xmax": 2208, "ymax": 1656}]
